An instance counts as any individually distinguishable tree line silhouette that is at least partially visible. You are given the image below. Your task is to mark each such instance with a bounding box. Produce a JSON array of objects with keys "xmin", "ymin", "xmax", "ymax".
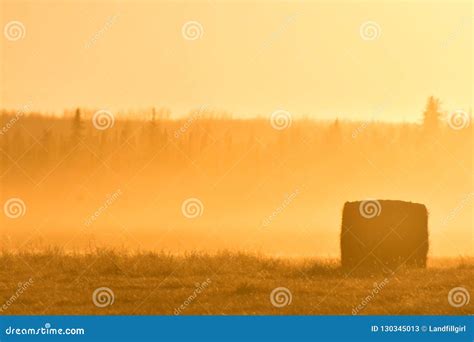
[{"xmin": 0, "ymin": 97, "xmax": 471, "ymax": 187}]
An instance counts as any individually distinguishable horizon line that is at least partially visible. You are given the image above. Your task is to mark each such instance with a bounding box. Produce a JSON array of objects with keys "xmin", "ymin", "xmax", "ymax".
[{"xmin": 2, "ymin": 105, "xmax": 471, "ymax": 125}]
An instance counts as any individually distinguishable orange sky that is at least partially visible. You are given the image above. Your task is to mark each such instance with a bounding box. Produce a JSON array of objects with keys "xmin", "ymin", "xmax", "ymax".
[{"xmin": 1, "ymin": 0, "xmax": 472, "ymax": 121}]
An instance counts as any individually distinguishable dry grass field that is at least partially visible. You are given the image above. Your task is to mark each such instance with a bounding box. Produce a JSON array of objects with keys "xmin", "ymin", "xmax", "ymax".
[{"xmin": 0, "ymin": 249, "xmax": 472, "ymax": 315}]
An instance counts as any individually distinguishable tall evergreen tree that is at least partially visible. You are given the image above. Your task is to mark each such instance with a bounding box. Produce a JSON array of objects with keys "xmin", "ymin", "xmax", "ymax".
[
  {"xmin": 423, "ymin": 96, "xmax": 441, "ymax": 132},
  {"xmin": 71, "ymin": 107, "xmax": 84, "ymax": 143}
]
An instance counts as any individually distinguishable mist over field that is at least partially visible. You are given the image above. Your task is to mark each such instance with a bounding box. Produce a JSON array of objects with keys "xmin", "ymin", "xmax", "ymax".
[{"xmin": 1, "ymin": 105, "xmax": 472, "ymax": 257}]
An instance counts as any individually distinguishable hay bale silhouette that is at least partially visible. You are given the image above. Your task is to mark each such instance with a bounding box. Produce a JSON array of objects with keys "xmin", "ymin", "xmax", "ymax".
[{"xmin": 340, "ymin": 200, "xmax": 428, "ymax": 272}]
